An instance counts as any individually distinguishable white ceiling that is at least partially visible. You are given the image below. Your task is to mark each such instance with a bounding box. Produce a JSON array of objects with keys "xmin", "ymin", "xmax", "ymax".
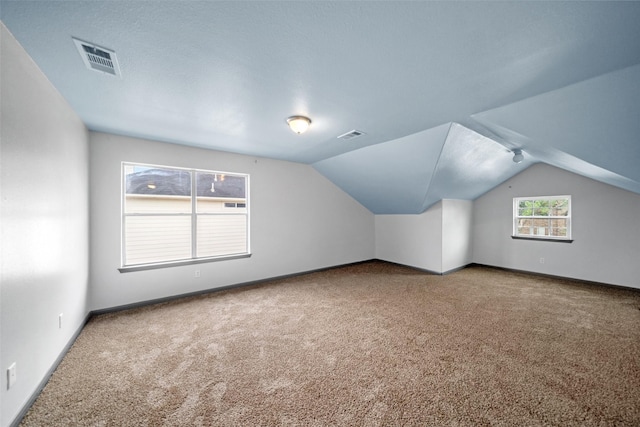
[{"xmin": 2, "ymin": 1, "xmax": 639, "ymax": 213}]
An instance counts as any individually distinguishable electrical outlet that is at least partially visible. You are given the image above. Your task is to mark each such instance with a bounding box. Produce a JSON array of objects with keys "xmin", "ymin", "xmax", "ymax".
[
  {"xmin": 195, "ymin": 270, "xmax": 201, "ymax": 278},
  {"xmin": 540, "ymin": 257, "xmax": 545, "ymax": 264},
  {"xmin": 7, "ymin": 363, "xmax": 16, "ymax": 389},
  {"xmin": 59, "ymin": 313, "xmax": 63, "ymax": 329}
]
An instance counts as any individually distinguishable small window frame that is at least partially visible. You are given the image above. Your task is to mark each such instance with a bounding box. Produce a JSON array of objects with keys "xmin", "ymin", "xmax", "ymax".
[{"xmin": 512, "ymin": 195, "xmax": 572, "ymax": 242}]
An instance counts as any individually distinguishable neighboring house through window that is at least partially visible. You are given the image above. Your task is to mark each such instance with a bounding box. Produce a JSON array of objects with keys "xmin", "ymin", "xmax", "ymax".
[
  {"xmin": 122, "ymin": 163, "xmax": 249, "ymax": 269},
  {"xmin": 513, "ymin": 195, "xmax": 571, "ymax": 241}
]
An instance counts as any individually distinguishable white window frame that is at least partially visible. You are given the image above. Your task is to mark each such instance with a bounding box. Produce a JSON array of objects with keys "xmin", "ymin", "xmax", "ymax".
[
  {"xmin": 120, "ymin": 162, "xmax": 250, "ymax": 272},
  {"xmin": 513, "ymin": 195, "xmax": 572, "ymax": 241}
]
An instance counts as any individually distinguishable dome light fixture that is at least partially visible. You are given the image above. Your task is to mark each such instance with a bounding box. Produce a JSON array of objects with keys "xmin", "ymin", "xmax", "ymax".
[
  {"xmin": 512, "ymin": 149, "xmax": 524, "ymax": 163},
  {"xmin": 287, "ymin": 115, "xmax": 312, "ymax": 134}
]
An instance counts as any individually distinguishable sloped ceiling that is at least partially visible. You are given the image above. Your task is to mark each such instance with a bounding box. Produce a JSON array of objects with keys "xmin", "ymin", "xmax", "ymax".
[
  {"xmin": 472, "ymin": 64, "xmax": 640, "ymax": 195},
  {"xmin": 314, "ymin": 123, "xmax": 535, "ymax": 214},
  {"xmin": 1, "ymin": 1, "xmax": 639, "ymax": 214}
]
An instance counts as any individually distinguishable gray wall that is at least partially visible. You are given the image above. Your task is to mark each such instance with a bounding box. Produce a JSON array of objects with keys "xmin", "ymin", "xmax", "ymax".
[
  {"xmin": 1, "ymin": 24, "xmax": 90, "ymax": 427},
  {"xmin": 89, "ymin": 132, "xmax": 375, "ymax": 310},
  {"xmin": 441, "ymin": 200, "xmax": 474, "ymax": 273},
  {"xmin": 375, "ymin": 199, "xmax": 473, "ymax": 273},
  {"xmin": 473, "ymin": 163, "xmax": 640, "ymax": 289},
  {"xmin": 375, "ymin": 203, "xmax": 443, "ymax": 272}
]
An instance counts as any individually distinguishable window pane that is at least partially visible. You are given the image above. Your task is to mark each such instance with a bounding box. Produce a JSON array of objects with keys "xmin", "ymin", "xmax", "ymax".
[
  {"xmin": 551, "ymin": 227, "xmax": 567, "ymax": 237},
  {"xmin": 197, "ymin": 215, "xmax": 247, "ymax": 257},
  {"xmin": 125, "ymin": 165, "xmax": 191, "ymax": 213},
  {"xmin": 532, "ymin": 218, "xmax": 550, "ymax": 236},
  {"xmin": 550, "ymin": 219, "xmax": 568, "ymax": 237},
  {"xmin": 125, "ymin": 195, "xmax": 191, "ymax": 213},
  {"xmin": 125, "ymin": 215, "xmax": 191, "ymax": 265},
  {"xmin": 517, "ymin": 218, "xmax": 532, "ymax": 236},
  {"xmin": 518, "ymin": 208, "xmax": 531, "ymax": 217},
  {"xmin": 551, "ymin": 199, "xmax": 569, "ymax": 216},
  {"xmin": 532, "ymin": 200, "xmax": 550, "ymax": 216},
  {"xmin": 517, "ymin": 226, "xmax": 532, "ymax": 236},
  {"xmin": 517, "ymin": 218, "xmax": 533, "ymax": 228},
  {"xmin": 196, "ymin": 172, "xmax": 247, "ymax": 213},
  {"xmin": 518, "ymin": 200, "xmax": 533, "ymax": 216}
]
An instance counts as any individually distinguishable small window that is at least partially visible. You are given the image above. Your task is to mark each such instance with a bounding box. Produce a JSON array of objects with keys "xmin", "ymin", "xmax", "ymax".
[
  {"xmin": 122, "ymin": 163, "xmax": 249, "ymax": 268},
  {"xmin": 513, "ymin": 196, "xmax": 571, "ymax": 241}
]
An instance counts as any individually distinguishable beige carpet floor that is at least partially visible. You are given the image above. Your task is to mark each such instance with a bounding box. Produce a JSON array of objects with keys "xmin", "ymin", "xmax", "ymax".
[{"xmin": 21, "ymin": 261, "xmax": 640, "ymax": 426}]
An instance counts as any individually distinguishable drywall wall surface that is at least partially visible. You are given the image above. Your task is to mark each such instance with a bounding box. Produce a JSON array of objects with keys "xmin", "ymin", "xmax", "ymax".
[
  {"xmin": 441, "ymin": 199, "xmax": 473, "ymax": 273},
  {"xmin": 0, "ymin": 23, "xmax": 89, "ymax": 427},
  {"xmin": 473, "ymin": 163, "xmax": 640, "ymax": 288},
  {"xmin": 89, "ymin": 132, "xmax": 375, "ymax": 310},
  {"xmin": 375, "ymin": 202, "xmax": 443, "ymax": 272}
]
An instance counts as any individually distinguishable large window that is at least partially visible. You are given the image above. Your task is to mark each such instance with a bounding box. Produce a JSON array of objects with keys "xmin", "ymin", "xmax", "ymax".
[
  {"xmin": 513, "ymin": 196, "xmax": 571, "ymax": 241},
  {"xmin": 122, "ymin": 163, "xmax": 249, "ymax": 269}
]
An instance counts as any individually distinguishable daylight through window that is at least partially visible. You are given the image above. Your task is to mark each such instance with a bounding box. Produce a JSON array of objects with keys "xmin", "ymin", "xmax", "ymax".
[
  {"xmin": 513, "ymin": 196, "xmax": 571, "ymax": 240},
  {"xmin": 122, "ymin": 163, "xmax": 249, "ymax": 267}
]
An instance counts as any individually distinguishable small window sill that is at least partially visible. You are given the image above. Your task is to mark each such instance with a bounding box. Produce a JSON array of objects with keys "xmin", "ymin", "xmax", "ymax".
[
  {"xmin": 511, "ymin": 236, "xmax": 573, "ymax": 243},
  {"xmin": 118, "ymin": 253, "xmax": 251, "ymax": 273}
]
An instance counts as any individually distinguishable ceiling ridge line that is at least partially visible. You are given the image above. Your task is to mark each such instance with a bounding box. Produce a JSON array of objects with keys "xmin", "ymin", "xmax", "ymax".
[{"xmin": 419, "ymin": 121, "xmax": 454, "ymax": 213}]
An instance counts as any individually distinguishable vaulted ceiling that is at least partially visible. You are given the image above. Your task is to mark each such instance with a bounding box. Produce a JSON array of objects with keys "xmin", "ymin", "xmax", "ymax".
[{"xmin": 2, "ymin": 1, "xmax": 639, "ymax": 214}]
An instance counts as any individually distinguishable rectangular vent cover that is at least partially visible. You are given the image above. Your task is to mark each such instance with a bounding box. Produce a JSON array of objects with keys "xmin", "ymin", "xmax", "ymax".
[
  {"xmin": 337, "ymin": 130, "xmax": 366, "ymax": 140},
  {"xmin": 72, "ymin": 37, "xmax": 121, "ymax": 77}
]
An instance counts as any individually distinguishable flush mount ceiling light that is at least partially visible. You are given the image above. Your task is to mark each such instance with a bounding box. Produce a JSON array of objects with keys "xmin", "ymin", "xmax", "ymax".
[
  {"xmin": 512, "ymin": 149, "xmax": 524, "ymax": 163},
  {"xmin": 287, "ymin": 116, "xmax": 312, "ymax": 134}
]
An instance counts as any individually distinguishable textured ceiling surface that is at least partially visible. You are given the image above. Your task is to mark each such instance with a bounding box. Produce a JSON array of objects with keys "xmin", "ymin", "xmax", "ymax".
[{"xmin": 2, "ymin": 1, "xmax": 639, "ymax": 214}]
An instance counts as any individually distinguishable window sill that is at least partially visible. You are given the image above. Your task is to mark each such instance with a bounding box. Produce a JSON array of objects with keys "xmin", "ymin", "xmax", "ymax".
[
  {"xmin": 118, "ymin": 253, "xmax": 252, "ymax": 273},
  {"xmin": 511, "ymin": 236, "xmax": 573, "ymax": 243}
]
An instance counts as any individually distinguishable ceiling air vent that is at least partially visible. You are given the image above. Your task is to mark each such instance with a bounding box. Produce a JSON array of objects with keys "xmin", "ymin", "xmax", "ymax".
[
  {"xmin": 337, "ymin": 130, "xmax": 366, "ymax": 140},
  {"xmin": 72, "ymin": 37, "xmax": 121, "ymax": 77}
]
